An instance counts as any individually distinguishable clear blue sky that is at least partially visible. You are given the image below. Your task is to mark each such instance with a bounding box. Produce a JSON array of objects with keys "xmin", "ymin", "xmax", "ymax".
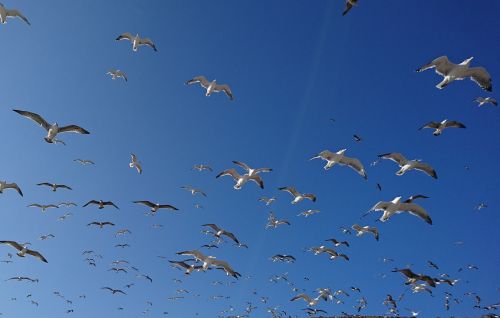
[{"xmin": 0, "ymin": 0, "xmax": 499, "ymax": 317}]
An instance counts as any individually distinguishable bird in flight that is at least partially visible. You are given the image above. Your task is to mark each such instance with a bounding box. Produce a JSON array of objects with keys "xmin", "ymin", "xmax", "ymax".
[
  {"xmin": 74, "ymin": 159, "xmax": 95, "ymax": 165},
  {"xmin": 36, "ymin": 182, "xmax": 72, "ymax": 192},
  {"xmin": 416, "ymin": 56, "xmax": 492, "ymax": 91},
  {"xmin": 474, "ymin": 97, "xmax": 497, "ymax": 107},
  {"xmin": 0, "ymin": 181, "xmax": 23, "ymax": 196},
  {"xmin": 116, "ymin": 33, "xmax": 157, "ymax": 52},
  {"xmin": 278, "ymin": 186, "xmax": 316, "ymax": 204},
  {"xmin": 87, "ymin": 221, "xmax": 115, "ymax": 228},
  {"xmin": 133, "ymin": 201, "xmax": 178, "ymax": 213},
  {"xmin": 181, "ymin": 186, "xmax": 207, "ymax": 197},
  {"xmin": 202, "ymin": 224, "xmax": 240, "ymax": 245},
  {"xmin": 0, "ymin": 3, "xmax": 30, "ymax": 25},
  {"xmin": 0, "ymin": 241, "xmax": 48, "ymax": 263},
  {"xmin": 101, "ymin": 287, "xmax": 127, "ymax": 295},
  {"xmin": 186, "ymin": 76, "xmax": 234, "ymax": 100},
  {"xmin": 107, "ymin": 69, "xmax": 128, "ymax": 82},
  {"xmin": 216, "ymin": 168, "xmax": 264, "ymax": 190},
  {"xmin": 310, "ymin": 149, "xmax": 367, "ymax": 179},
  {"xmin": 83, "ymin": 200, "xmax": 119, "ymax": 209},
  {"xmin": 368, "ymin": 195, "xmax": 432, "ymax": 224},
  {"xmin": 28, "ymin": 203, "xmax": 59, "ymax": 212},
  {"xmin": 419, "ymin": 119, "xmax": 466, "ymax": 136},
  {"xmin": 351, "ymin": 224, "xmax": 379, "ymax": 241},
  {"xmin": 378, "ymin": 153, "xmax": 437, "ymax": 179},
  {"xmin": 129, "ymin": 154, "xmax": 142, "ymax": 174},
  {"xmin": 342, "ymin": 0, "xmax": 358, "ymax": 16},
  {"xmin": 13, "ymin": 109, "xmax": 90, "ymax": 144}
]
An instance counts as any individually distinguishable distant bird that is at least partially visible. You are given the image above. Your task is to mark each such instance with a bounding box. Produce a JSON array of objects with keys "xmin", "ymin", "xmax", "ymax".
[
  {"xmin": 278, "ymin": 186, "xmax": 316, "ymax": 204},
  {"xmin": 258, "ymin": 196, "xmax": 276, "ymax": 206},
  {"xmin": 216, "ymin": 169, "xmax": 264, "ymax": 189},
  {"xmin": 428, "ymin": 261, "xmax": 439, "ymax": 270},
  {"xmin": 115, "ymin": 244, "xmax": 130, "ymax": 248},
  {"xmin": 186, "ymin": 76, "xmax": 234, "ymax": 100},
  {"xmin": 115, "ymin": 229, "xmax": 131, "ymax": 236},
  {"xmin": 269, "ymin": 254, "xmax": 296, "ymax": 263},
  {"xmin": 6, "ymin": 276, "xmax": 38, "ymax": 283},
  {"xmin": 57, "ymin": 212, "xmax": 72, "ymax": 221},
  {"xmin": 0, "ymin": 3, "xmax": 30, "ymax": 25},
  {"xmin": 108, "ymin": 267, "xmax": 127, "ymax": 274},
  {"xmin": 87, "ymin": 221, "xmax": 115, "ymax": 228},
  {"xmin": 133, "ymin": 201, "xmax": 178, "ymax": 213},
  {"xmin": 0, "ymin": 241, "xmax": 47, "ymax": 263},
  {"xmin": 129, "ymin": 154, "xmax": 142, "ymax": 174},
  {"xmin": 13, "ymin": 109, "xmax": 90, "ymax": 143},
  {"xmin": 107, "ymin": 69, "xmax": 127, "ymax": 82},
  {"xmin": 101, "ymin": 287, "xmax": 126, "ymax": 295},
  {"xmin": 475, "ymin": 203, "xmax": 487, "ymax": 210},
  {"xmin": 309, "ymin": 245, "xmax": 349, "ymax": 261},
  {"xmin": 28, "ymin": 203, "xmax": 59, "ymax": 212},
  {"xmin": 416, "ymin": 56, "xmax": 492, "ymax": 91},
  {"xmin": 83, "ymin": 200, "xmax": 119, "ymax": 209},
  {"xmin": 290, "ymin": 293, "xmax": 320, "ymax": 307},
  {"xmin": 181, "ymin": 186, "xmax": 207, "ymax": 197},
  {"xmin": 376, "ymin": 183, "xmax": 382, "ymax": 191},
  {"xmin": 116, "ymin": 33, "xmax": 157, "ymax": 52},
  {"xmin": 378, "ymin": 153, "xmax": 437, "ymax": 179},
  {"xmin": 0, "ymin": 181, "xmax": 23, "ymax": 196},
  {"xmin": 342, "ymin": 0, "xmax": 358, "ymax": 16},
  {"xmin": 353, "ymin": 134, "xmax": 362, "ymax": 142},
  {"xmin": 310, "ymin": 149, "xmax": 367, "ymax": 179},
  {"xmin": 58, "ymin": 202, "xmax": 77, "ymax": 208},
  {"xmin": 368, "ymin": 196, "xmax": 432, "ymax": 224},
  {"xmin": 474, "ymin": 97, "xmax": 497, "ymax": 107},
  {"xmin": 297, "ymin": 209, "xmax": 320, "ymax": 217},
  {"xmin": 419, "ymin": 119, "xmax": 466, "ymax": 136},
  {"xmin": 39, "ymin": 234, "xmax": 55, "ymax": 240},
  {"xmin": 352, "ymin": 224, "xmax": 379, "ymax": 241},
  {"xmin": 192, "ymin": 164, "xmax": 213, "ymax": 172},
  {"xmin": 325, "ymin": 238, "xmax": 349, "ymax": 247},
  {"xmin": 392, "ymin": 268, "xmax": 436, "ymax": 287},
  {"xmin": 202, "ymin": 224, "xmax": 240, "ymax": 245},
  {"xmin": 169, "ymin": 260, "xmax": 205, "ymax": 275},
  {"xmin": 36, "ymin": 182, "xmax": 72, "ymax": 192},
  {"xmin": 74, "ymin": 159, "xmax": 94, "ymax": 165},
  {"xmin": 266, "ymin": 212, "xmax": 291, "ymax": 229}
]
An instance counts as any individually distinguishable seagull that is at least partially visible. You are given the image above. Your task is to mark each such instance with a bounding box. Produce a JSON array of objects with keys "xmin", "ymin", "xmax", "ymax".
[
  {"xmin": 325, "ymin": 238, "xmax": 349, "ymax": 247},
  {"xmin": 0, "ymin": 241, "xmax": 47, "ymax": 263},
  {"xmin": 290, "ymin": 294, "xmax": 320, "ymax": 307},
  {"xmin": 186, "ymin": 76, "xmax": 234, "ymax": 100},
  {"xmin": 57, "ymin": 212, "xmax": 72, "ymax": 221},
  {"xmin": 0, "ymin": 3, "xmax": 30, "ymax": 25},
  {"xmin": 258, "ymin": 196, "xmax": 276, "ymax": 206},
  {"xmin": 419, "ymin": 119, "xmax": 466, "ymax": 136},
  {"xmin": 392, "ymin": 268, "xmax": 436, "ymax": 287},
  {"xmin": 232, "ymin": 161, "xmax": 272, "ymax": 177},
  {"xmin": 416, "ymin": 56, "xmax": 492, "ymax": 91},
  {"xmin": 342, "ymin": 0, "xmax": 358, "ymax": 16},
  {"xmin": 269, "ymin": 254, "xmax": 296, "ymax": 263},
  {"xmin": 6, "ymin": 276, "xmax": 38, "ymax": 283},
  {"xmin": 87, "ymin": 221, "xmax": 115, "ymax": 228},
  {"xmin": 74, "ymin": 159, "xmax": 95, "ymax": 165},
  {"xmin": 192, "ymin": 164, "xmax": 213, "ymax": 172},
  {"xmin": 309, "ymin": 246, "xmax": 349, "ymax": 261},
  {"xmin": 129, "ymin": 154, "xmax": 142, "ymax": 174},
  {"xmin": 202, "ymin": 224, "xmax": 240, "ymax": 245},
  {"xmin": 278, "ymin": 186, "xmax": 316, "ymax": 204},
  {"xmin": 216, "ymin": 169, "xmax": 264, "ymax": 189},
  {"xmin": 115, "ymin": 229, "xmax": 131, "ymax": 236},
  {"xmin": 368, "ymin": 196, "xmax": 432, "ymax": 224},
  {"xmin": 107, "ymin": 69, "xmax": 127, "ymax": 82},
  {"xmin": 266, "ymin": 212, "xmax": 291, "ymax": 228},
  {"xmin": 211, "ymin": 259, "xmax": 241, "ymax": 279},
  {"xmin": 310, "ymin": 149, "xmax": 367, "ymax": 179},
  {"xmin": 351, "ymin": 224, "xmax": 379, "ymax": 241},
  {"xmin": 39, "ymin": 234, "xmax": 55, "ymax": 240},
  {"xmin": 181, "ymin": 186, "xmax": 207, "ymax": 197},
  {"xmin": 28, "ymin": 203, "xmax": 59, "ymax": 212},
  {"xmin": 13, "ymin": 109, "xmax": 89, "ymax": 143},
  {"xmin": 378, "ymin": 153, "xmax": 437, "ymax": 179},
  {"xmin": 297, "ymin": 209, "xmax": 320, "ymax": 217},
  {"xmin": 57, "ymin": 202, "xmax": 77, "ymax": 208},
  {"xmin": 169, "ymin": 260, "xmax": 205, "ymax": 275},
  {"xmin": 475, "ymin": 203, "xmax": 487, "ymax": 210},
  {"xmin": 133, "ymin": 201, "xmax": 178, "ymax": 213},
  {"xmin": 36, "ymin": 182, "xmax": 72, "ymax": 192},
  {"xmin": 0, "ymin": 181, "xmax": 23, "ymax": 196},
  {"xmin": 83, "ymin": 200, "xmax": 119, "ymax": 209},
  {"xmin": 115, "ymin": 243, "xmax": 130, "ymax": 248},
  {"xmin": 115, "ymin": 33, "xmax": 157, "ymax": 52},
  {"xmin": 353, "ymin": 134, "xmax": 362, "ymax": 142},
  {"xmin": 474, "ymin": 97, "xmax": 497, "ymax": 107},
  {"xmin": 101, "ymin": 287, "xmax": 126, "ymax": 295}
]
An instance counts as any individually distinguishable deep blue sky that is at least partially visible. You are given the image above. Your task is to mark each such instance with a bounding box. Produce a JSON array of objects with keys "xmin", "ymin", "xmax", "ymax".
[{"xmin": 0, "ymin": 0, "xmax": 499, "ymax": 317}]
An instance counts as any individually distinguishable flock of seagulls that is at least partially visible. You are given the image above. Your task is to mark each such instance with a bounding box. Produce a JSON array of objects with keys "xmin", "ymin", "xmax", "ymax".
[{"xmin": 0, "ymin": 1, "xmax": 498, "ymax": 318}]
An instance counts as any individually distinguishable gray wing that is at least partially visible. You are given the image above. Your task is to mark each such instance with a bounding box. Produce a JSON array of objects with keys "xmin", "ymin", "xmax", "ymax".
[
  {"xmin": 0, "ymin": 240, "xmax": 23, "ymax": 251},
  {"xmin": 13, "ymin": 109, "xmax": 50, "ymax": 131},
  {"xmin": 5, "ymin": 183, "xmax": 23, "ymax": 196},
  {"xmin": 26, "ymin": 249, "xmax": 48, "ymax": 263},
  {"xmin": 214, "ymin": 84, "xmax": 234, "ymax": 100},
  {"xmin": 379, "ymin": 153, "xmax": 407, "ymax": 166},
  {"xmin": 278, "ymin": 186, "xmax": 299, "ymax": 197},
  {"xmin": 186, "ymin": 76, "xmax": 210, "ymax": 88},
  {"xmin": 340, "ymin": 156, "xmax": 367, "ymax": 179},
  {"xmin": 466, "ymin": 67, "xmax": 492, "ymax": 92},
  {"xmin": 418, "ymin": 122, "xmax": 440, "ymax": 130},
  {"xmin": 138, "ymin": 38, "xmax": 157, "ymax": 51},
  {"xmin": 134, "ymin": 200, "xmax": 155, "ymax": 208},
  {"xmin": 413, "ymin": 162, "xmax": 438, "ymax": 179},
  {"xmin": 58, "ymin": 125, "xmax": 90, "ymax": 134},
  {"xmin": 444, "ymin": 121, "xmax": 466, "ymax": 129},
  {"xmin": 400, "ymin": 203, "xmax": 432, "ymax": 224},
  {"xmin": 215, "ymin": 169, "xmax": 240, "ymax": 181},
  {"xmin": 232, "ymin": 161, "xmax": 251, "ymax": 172},
  {"xmin": 8, "ymin": 9, "xmax": 30, "ymax": 25},
  {"xmin": 116, "ymin": 32, "xmax": 133, "ymax": 41}
]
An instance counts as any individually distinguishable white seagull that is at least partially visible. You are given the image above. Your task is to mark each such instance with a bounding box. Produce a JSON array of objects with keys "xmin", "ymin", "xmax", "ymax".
[
  {"xmin": 258, "ymin": 196, "xmax": 276, "ymax": 206},
  {"xmin": 278, "ymin": 186, "xmax": 316, "ymax": 204},
  {"xmin": 216, "ymin": 169, "xmax": 264, "ymax": 190},
  {"xmin": 186, "ymin": 76, "xmax": 234, "ymax": 100},
  {"xmin": 133, "ymin": 201, "xmax": 178, "ymax": 213},
  {"xmin": 129, "ymin": 154, "xmax": 142, "ymax": 174},
  {"xmin": 13, "ymin": 109, "xmax": 90, "ymax": 143},
  {"xmin": 232, "ymin": 161, "xmax": 272, "ymax": 177},
  {"xmin": 351, "ymin": 224, "xmax": 379, "ymax": 241},
  {"xmin": 107, "ymin": 69, "xmax": 128, "ymax": 82},
  {"xmin": 115, "ymin": 33, "xmax": 157, "ymax": 52},
  {"xmin": 0, "ymin": 3, "xmax": 30, "ymax": 25},
  {"xmin": 474, "ymin": 97, "xmax": 497, "ymax": 107},
  {"xmin": 0, "ymin": 181, "xmax": 23, "ymax": 196},
  {"xmin": 369, "ymin": 196, "xmax": 432, "ymax": 224},
  {"xmin": 418, "ymin": 119, "xmax": 465, "ymax": 136},
  {"xmin": 378, "ymin": 153, "xmax": 437, "ymax": 179},
  {"xmin": 28, "ymin": 203, "xmax": 59, "ymax": 212},
  {"xmin": 310, "ymin": 149, "xmax": 367, "ymax": 179},
  {"xmin": 416, "ymin": 56, "xmax": 492, "ymax": 91}
]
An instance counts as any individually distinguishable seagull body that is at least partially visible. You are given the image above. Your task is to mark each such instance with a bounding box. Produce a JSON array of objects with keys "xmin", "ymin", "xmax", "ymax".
[
  {"xmin": 352, "ymin": 224, "xmax": 379, "ymax": 241},
  {"xmin": 0, "ymin": 181, "xmax": 23, "ymax": 196},
  {"xmin": 474, "ymin": 97, "xmax": 497, "ymax": 107},
  {"xmin": 416, "ymin": 56, "xmax": 492, "ymax": 91},
  {"xmin": 378, "ymin": 153, "xmax": 437, "ymax": 179},
  {"xmin": 129, "ymin": 154, "xmax": 142, "ymax": 174},
  {"xmin": 107, "ymin": 69, "xmax": 127, "ymax": 81},
  {"xmin": 369, "ymin": 196, "xmax": 432, "ymax": 224},
  {"xmin": 278, "ymin": 186, "xmax": 316, "ymax": 204},
  {"xmin": 28, "ymin": 203, "xmax": 58, "ymax": 212},
  {"xmin": 116, "ymin": 33, "xmax": 157, "ymax": 52},
  {"xmin": 83, "ymin": 200, "xmax": 119, "ymax": 209},
  {"xmin": 0, "ymin": 241, "xmax": 47, "ymax": 263},
  {"xmin": 310, "ymin": 149, "xmax": 367, "ymax": 179},
  {"xmin": 216, "ymin": 168, "xmax": 264, "ymax": 189},
  {"xmin": 186, "ymin": 76, "xmax": 234, "ymax": 100},
  {"xmin": 0, "ymin": 4, "xmax": 30, "ymax": 25},
  {"xmin": 37, "ymin": 182, "xmax": 72, "ymax": 192},
  {"xmin": 133, "ymin": 201, "xmax": 178, "ymax": 213},
  {"xmin": 13, "ymin": 109, "xmax": 89, "ymax": 143},
  {"xmin": 419, "ymin": 119, "xmax": 466, "ymax": 136}
]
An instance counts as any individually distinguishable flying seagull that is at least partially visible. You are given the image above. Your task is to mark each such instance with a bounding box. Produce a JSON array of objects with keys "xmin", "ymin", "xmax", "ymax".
[
  {"xmin": 392, "ymin": 268, "xmax": 436, "ymax": 287},
  {"xmin": 181, "ymin": 186, "xmax": 207, "ymax": 197},
  {"xmin": 116, "ymin": 33, "xmax": 157, "ymax": 52},
  {"xmin": 368, "ymin": 196, "xmax": 432, "ymax": 224},
  {"xmin": 290, "ymin": 294, "xmax": 320, "ymax": 307},
  {"xmin": 133, "ymin": 201, "xmax": 178, "ymax": 213},
  {"xmin": 216, "ymin": 169, "xmax": 264, "ymax": 189},
  {"xmin": 232, "ymin": 161, "xmax": 272, "ymax": 176},
  {"xmin": 74, "ymin": 159, "xmax": 95, "ymax": 165},
  {"xmin": 419, "ymin": 119, "xmax": 465, "ymax": 136},
  {"xmin": 129, "ymin": 154, "xmax": 142, "ymax": 174},
  {"xmin": 186, "ymin": 76, "xmax": 234, "ymax": 100},
  {"xmin": 325, "ymin": 238, "xmax": 349, "ymax": 247},
  {"xmin": 202, "ymin": 224, "xmax": 240, "ymax": 245},
  {"xmin": 378, "ymin": 153, "xmax": 437, "ymax": 179},
  {"xmin": 13, "ymin": 109, "xmax": 89, "ymax": 143},
  {"xmin": 87, "ymin": 221, "xmax": 115, "ymax": 228},
  {"xmin": 0, "ymin": 181, "xmax": 23, "ymax": 196},
  {"xmin": 297, "ymin": 209, "xmax": 320, "ymax": 217},
  {"xmin": 192, "ymin": 164, "xmax": 213, "ymax": 172},
  {"xmin": 0, "ymin": 3, "xmax": 30, "ymax": 25},
  {"xmin": 28, "ymin": 204, "xmax": 59, "ymax": 212},
  {"xmin": 351, "ymin": 224, "xmax": 379, "ymax": 241},
  {"xmin": 39, "ymin": 234, "xmax": 55, "ymax": 240},
  {"xmin": 258, "ymin": 196, "xmax": 276, "ymax": 206},
  {"xmin": 310, "ymin": 149, "xmax": 367, "ymax": 179},
  {"xmin": 0, "ymin": 241, "xmax": 47, "ymax": 263},
  {"xmin": 36, "ymin": 182, "xmax": 72, "ymax": 192},
  {"xmin": 266, "ymin": 212, "xmax": 290, "ymax": 229},
  {"xmin": 342, "ymin": 0, "xmax": 358, "ymax": 16},
  {"xmin": 474, "ymin": 97, "xmax": 497, "ymax": 107},
  {"xmin": 101, "ymin": 287, "xmax": 126, "ymax": 295},
  {"xmin": 416, "ymin": 56, "xmax": 492, "ymax": 91},
  {"xmin": 83, "ymin": 200, "xmax": 119, "ymax": 209},
  {"xmin": 107, "ymin": 69, "xmax": 127, "ymax": 82},
  {"xmin": 278, "ymin": 186, "xmax": 316, "ymax": 204},
  {"xmin": 58, "ymin": 202, "xmax": 77, "ymax": 208}
]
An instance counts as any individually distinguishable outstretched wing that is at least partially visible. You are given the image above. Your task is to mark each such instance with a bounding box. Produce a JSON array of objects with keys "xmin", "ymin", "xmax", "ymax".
[
  {"xmin": 232, "ymin": 161, "xmax": 251, "ymax": 172},
  {"xmin": 26, "ymin": 249, "xmax": 48, "ymax": 263},
  {"xmin": 7, "ymin": 9, "xmax": 30, "ymax": 25},
  {"xmin": 186, "ymin": 76, "xmax": 210, "ymax": 88},
  {"xmin": 413, "ymin": 162, "xmax": 438, "ymax": 179},
  {"xmin": 418, "ymin": 121, "xmax": 440, "ymax": 130},
  {"xmin": 340, "ymin": 156, "xmax": 367, "ymax": 179},
  {"xmin": 13, "ymin": 109, "xmax": 50, "ymax": 131},
  {"xmin": 379, "ymin": 153, "xmax": 408, "ymax": 166},
  {"xmin": 138, "ymin": 38, "xmax": 157, "ymax": 51},
  {"xmin": 216, "ymin": 168, "xmax": 240, "ymax": 181},
  {"xmin": 213, "ymin": 84, "xmax": 234, "ymax": 100},
  {"xmin": 58, "ymin": 125, "xmax": 90, "ymax": 134},
  {"xmin": 116, "ymin": 32, "xmax": 134, "ymax": 41},
  {"xmin": 134, "ymin": 200, "xmax": 154, "ymax": 208},
  {"xmin": 466, "ymin": 66, "xmax": 492, "ymax": 92}
]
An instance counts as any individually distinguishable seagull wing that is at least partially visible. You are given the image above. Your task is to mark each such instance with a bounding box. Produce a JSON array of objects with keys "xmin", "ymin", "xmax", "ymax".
[
  {"xmin": 186, "ymin": 76, "xmax": 210, "ymax": 88},
  {"xmin": 249, "ymin": 175, "xmax": 264, "ymax": 189},
  {"xmin": 290, "ymin": 294, "xmax": 311, "ymax": 303},
  {"xmin": 0, "ymin": 240, "xmax": 24, "ymax": 251},
  {"xmin": 213, "ymin": 84, "xmax": 234, "ymax": 100},
  {"xmin": 466, "ymin": 67, "xmax": 492, "ymax": 92},
  {"xmin": 176, "ymin": 250, "xmax": 206, "ymax": 262},
  {"xmin": 134, "ymin": 200, "xmax": 154, "ymax": 208},
  {"xmin": 404, "ymin": 194, "xmax": 429, "ymax": 203},
  {"xmin": 400, "ymin": 203, "xmax": 432, "ymax": 224},
  {"xmin": 8, "ymin": 9, "xmax": 30, "ymax": 25},
  {"xmin": 58, "ymin": 125, "xmax": 90, "ymax": 134},
  {"xmin": 278, "ymin": 186, "xmax": 299, "ymax": 197},
  {"xmin": 371, "ymin": 201, "xmax": 391, "ymax": 212},
  {"xmin": 215, "ymin": 169, "xmax": 240, "ymax": 181},
  {"xmin": 379, "ymin": 153, "xmax": 408, "ymax": 166},
  {"xmin": 444, "ymin": 121, "xmax": 466, "ymax": 129},
  {"xmin": 138, "ymin": 38, "xmax": 157, "ymax": 51},
  {"xmin": 202, "ymin": 224, "xmax": 221, "ymax": 232},
  {"xmin": 13, "ymin": 109, "xmax": 50, "ymax": 131},
  {"xmin": 104, "ymin": 201, "xmax": 119, "ymax": 209},
  {"xmin": 158, "ymin": 204, "xmax": 178, "ymax": 210},
  {"xmin": 116, "ymin": 32, "xmax": 134, "ymax": 41},
  {"xmin": 56, "ymin": 184, "xmax": 72, "ymax": 190},
  {"xmin": 232, "ymin": 161, "xmax": 251, "ymax": 172},
  {"xmin": 419, "ymin": 121, "xmax": 440, "ymax": 130},
  {"xmin": 5, "ymin": 183, "xmax": 23, "ymax": 196},
  {"xmin": 413, "ymin": 162, "xmax": 438, "ymax": 179},
  {"xmin": 222, "ymin": 231, "xmax": 239, "ymax": 244},
  {"xmin": 83, "ymin": 200, "xmax": 99, "ymax": 207},
  {"xmin": 26, "ymin": 249, "xmax": 48, "ymax": 263},
  {"xmin": 340, "ymin": 156, "xmax": 367, "ymax": 179}
]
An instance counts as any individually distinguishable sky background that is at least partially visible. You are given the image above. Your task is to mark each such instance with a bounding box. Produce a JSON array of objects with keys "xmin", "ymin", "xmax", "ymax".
[{"xmin": 0, "ymin": 0, "xmax": 499, "ymax": 317}]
